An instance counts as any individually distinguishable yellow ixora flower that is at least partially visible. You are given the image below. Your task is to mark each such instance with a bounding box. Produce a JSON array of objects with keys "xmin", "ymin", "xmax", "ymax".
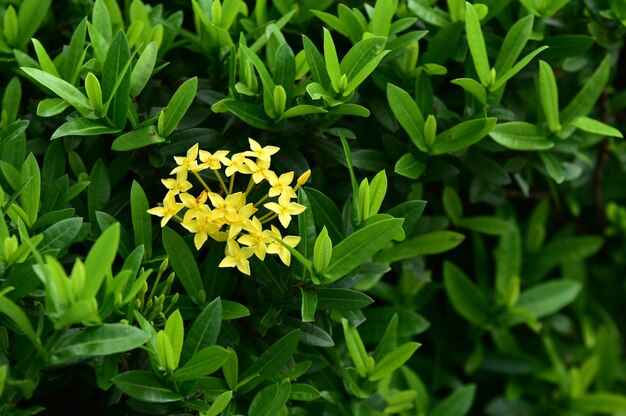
[
  {"xmin": 264, "ymin": 193, "xmax": 306, "ymax": 228},
  {"xmin": 147, "ymin": 191, "xmax": 184, "ymax": 227},
  {"xmin": 245, "ymin": 138, "xmax": 279, "ymax": 162},
  {"xmin": 170, "ymin": 143, "xmax": 199, "ymax": 174},
  {"xmin": 218, "ymin": 240, "xmax": 255, "ymax": 275},
  {"xmin": 148, "ymin": 140, "xmax": 312, "ymax": 276}
]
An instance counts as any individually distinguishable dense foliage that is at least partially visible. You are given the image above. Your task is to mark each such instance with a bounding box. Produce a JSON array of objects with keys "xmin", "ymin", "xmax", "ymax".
[{"xmin": 0, "ymin": 0, "xmax": 625, "ymax": 414}]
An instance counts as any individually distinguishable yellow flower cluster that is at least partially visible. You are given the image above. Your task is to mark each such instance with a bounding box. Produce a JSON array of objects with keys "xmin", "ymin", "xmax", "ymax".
[{"xmin": 147, "ymin": 139, "xmax": 310, "ymax": 275}]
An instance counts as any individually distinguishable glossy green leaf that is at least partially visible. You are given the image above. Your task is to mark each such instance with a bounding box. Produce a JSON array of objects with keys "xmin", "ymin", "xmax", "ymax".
[
  {"xmin": 313, "ymin": 226, "xmax": 332, "ymax": 273},
  {"xmin": 130, "ymin": 41, "xmax": 158, "ymax": 97},
  {"xmin": 16, "ymin": 0, "xmax": 52, "ymax": 48},
  {"xmin": 443, "ymin": 187, "xmax": 463, "ymax": 224},
  {"xmin": 37, "ymin": 98, "xmax": 71, "ymax": 117},
  {"xmin": 51, "ymin": 118, "xmax": 120, "ymax": 140},
  {"xmin": 20, "ymin": 68, "xmax": 92, "ymax": 117},
  {"xmin": 451, "ymin": 78, "xmax": 487, "ymax": 105},
  {"xmin": 571, "ymin": 116, "xmax": 623, "ymax": 138},
  {"xmin": 394, "ymin": 153, "xmax": 426, "ymax": 179},
  {"xmin": 539, "ymin": 60, "xmax": 561, "ymax": 133},
  {"xmin": 111, "ymin": 125, "xmax": 165, "ymax": 151},
  {"xmin": 240, "ymin": 330, "xmax": 300, "ymax": 381},
  {"xmin": 300, "ymin": 288, "xmax": 317, "ymax": 323},
  {"xmin": 539, "ymin": 151, "xmax": 564, "ymax": 184},
  {"xmin": 491, "ymin": 46, "xmax": 549, "ymax": 91},
  {"xmin": 430, "ymin": 384, "xmax": 476, "ymax": 416},
  {"xmin": 19, "ymin": 153, "xmax": 40, "ymax": 225},
  {"xmin": 457, "ymin": 216, "xmax": 514, "ymax": 236},
  {"xmin": 303, "ymin": 187, "xmax": 344, "ymax": 243},
  {"xmin": 323, "ymin": 218, "xmax": 405, "ymax": 283},
  {"xmin": 513, "ymin": 280, "xmax": 582, "ymax": 322},
  {"xmin": 113, "ymin": 371, "xmax": 183, "ymax": 403},
  {"xmin": 316, "ymin": 288, "xmax": 373, "ymax": 311},
  {"xmin": 162, "ymin": 227, "xmax": 205, "ymax": 304},
  {"xmin": 431, "ymin": 118, "xmax": 497, "ymax": 155},
  {"xmin": 181, "ymin": 298, "xmax": 222, "ymax": 365},
  {"xmin": 369, "ymin": 342, "xmax": 420, "ymax": 381},
  {"xmin": 323, "ymin": 28, "xmax": 342, "ymax": 93},
  {"xmin": 494, "ymin": 15, "xmax": 534, "ymax": 76},
  {"xmin": 130, "ymin": 181, "xmax": 152, "ymax": 258},
  {"xmin": 465, "ymin": 2, "xmax": 490, "ymax": 86},
  {"xmin": 170, "ymin": 346, "xmax": 229, "ymax": 381},
  {"xmin": 489, "ymin": 122, "xmax": 554, "ymax": 151},
  {"xmin": 159, "ymin": 77, "xmax": 198, "ymax": 137},
  {"xmin": 248, "ymin": 380, "xmax": 291, "ymax": 416},
  {"xmin": 83, "ymin": 223, "xmax": 119, "ymax": 298},
  {"xmin": 387, "ymin": 83, "xmax": 426, "ymax": 151}
]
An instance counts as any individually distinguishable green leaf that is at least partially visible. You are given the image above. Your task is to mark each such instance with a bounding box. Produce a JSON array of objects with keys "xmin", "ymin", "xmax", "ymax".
[
  {"xmin": 494, "ymin": 15, "xmax": 534, "ymax": 77},
  {"xmin": 323, "ymin": 28, "xmax": 342, "ymax": 93},
  {"xmin": 394, "ymin": 153, "xmax": 426, "ymax": 179},
  {"xmin": 130, "ymin": 181, "xmax": 152, "ymax": 259},
  {"xmin": 539, "ymin": 60, "xmax": 561, "ymax": 133},
  {"xmin": 300, "ymin": 289, "xmax": 317, "ymax": 323},
  {"xmin": 430, "ymin": 384, "xmax": 476, "ymax": 416},
  {"xmin": 370, "ymin": 0, "xmax": 397, "ymax": 35},
  {"xmin": 431, "ymin": 118, "xmax": 497, "ymax": 155},
  {"xmin": 342, "ymin": 318, "xmax": 369, "ymax": 377},
  {"xmin": 19, "ymin": 153, "xmax": 40, "ymax": 225},
  {"xmin": 111, "ymin": 125, "xmax": 165, "ymax": 151},
  {"xmin": 62, "ymin": 18, "xmax": 87, "ymax": 84},
  {"xmin": 342, "ymin": 37, "xmax": 389, "ymax": 95},
  {"xmin": 170, "ymin": 346, "xmax": 229, "ymax": 381},
  {"xmin": 20, "ymin": 68, "xmax": 92, "ymax": 117},
  {"xmin": 570, "ymin": 393, "xmax": 626, "ymax": 414},
  {"xmin": 443, "ymin": 262, "xmax": 492, "ymax": 326},
  {"xmin": 302, "ymin": 34, "xmax": 330, "ymax": 89},
  {"xmin": 102, "ymin": 31, "xmax": 131, "ymax": 129},
  {"xmin": 387, "ymin": 83, "xmax": 426, "ymax": 151},
  {"xmin": 303, "ymin": 187, "xmax": 344, "ymax": 243},
  {"xmin": 248, "ymin": 380, "xmax": 291, "ymax": 416},
  {"xmin": 0, "ymin": 119, "xmax": 28, "ymax": 147},
  {"xmin": 113, "ymin": 371, "xmax": 183, "ymax": 403},
  {"xmin": 451, "ymin": 78, "xmax": 487, "ymax": 105},
  {"xmin": 240, "ymin": 330, "xmax": 300, "ymax": 381},
  {"xmin": 162, "ymin": 227, "xmax": 205, "ymax": 304},
  {"xmin": 539, "ymin": 151, "xmax": 564, "ymax": 184},
  {"xmin": 443, "ymin": 187, "xmax": 463, "ymax": 224},
  {"xmin": 278, "ymin": 104, "xmax": 327, "ymax": 121},
  {"xmin": 369, "ymin": 342, "xmax": 420, "ymax": 381},
  {"xmin": 50, "ymin": 324, "xmax": 150, "ymax": 365},
  {"xmin": 465, "ymin": 2, "xmax": 490, "ymax": 86},
  {"xmin": 376, "ymin": 231, "xmax": 465, "ymax": 263},
  {"xmin": 181, "ymin": 298, "xmax": 222, "ymax": 365},
  {"xmin": 204, "ymin": 390, "xmax": 233, "ymax": 416},
  {"xmin": 16, "ymin": 0, "xmax": 52, "ymax": 48},
  {"xmin": 0, "ymin": 296, "xmax": 45, "ymax": 358},
  {"xmin": 222, "ymin": 300, "xmax": 250, "ymax": 320},
  {"xmin": 316, "ymin": 288, "xmax": 373, "ymax": 311},
  {"xmin": 83, "ymin": 223, "xmax": 120, "ymax": 299},
  {"xmin": 323, "ymin": 218, "xmax": 405, "ymax": 283},
  {"xmin": 512, "ymin": 280, "xmax": 581, "ymax": 322},
  {"xmin": 456, "ymin": 216, "xmax": 514, "ymax": 236},
  {"xmin": 130, "ymin": 41, "xmax": 158, "ymax": 97},
  {"xmin": 51, "ymin": 118, "xmax": 120, "ymax": 140},
  {"xmin": 159, "ymin": 77, "xmax": 198, "ymax": 137},
  {"xmin": 297, "ymin": 187, "xmax": 316, "ymax": 270},
  {"xmin": 164, "ymin": 310, "xmax": 184, "ymax": 370},
  {"xmin": 531, "ymin": 235, "xmax": 603, "ymax": 267},
  {"xmin": 37, "ymin": 98, "xmax": 70, "ymax": 117},
  {"xmin": 489, "ymin": 122, "xmax": 554, "ymax": 151},
  {"xmin": 222, "ymin": 99, "xmax": 276, "ymax": 131},
  {"xmin": 491, "ymin": 46, "xmax": 549, "ymax": 91},
  {"xmin": 368, "ymin": 170, "xmax": 387, "ymax": 217},
  {"xmin": 31, "ymin": 38, "xmax": 60, "ymax": 78},
  {"xmin": 39, "ymin": 218, "xmax": 82, "ymax": 254},
  {"xmin": 289, "ymin": 384, "xmax": 321, "ymax": 401},
  {"xmin": 313, "ymin": 226, "xmax": 332, "ymax": 273},
  {"xmin": 571, "ymin": 116, "xmax": 623, "ymax": 138}
]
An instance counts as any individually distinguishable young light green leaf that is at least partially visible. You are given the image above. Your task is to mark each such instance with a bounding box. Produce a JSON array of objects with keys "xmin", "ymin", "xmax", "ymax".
[
  {"xmin": 451, "ymin": 78, "xmax": 487, "ymax": 105},
  {"xmin": 37, "ymin": 98, "xmax": 71, "ymax": 118},
  {"xmin": 51, "ymin": 118, "xmax": 120, "ymax": 140},
  {"xmin": 19, "ymin": 153, "xmax": 40, "ymax": 225},
  {"xmin": 491, "ymin": 46, "xmax": 549, "ymax": 91},
  {"xmin": 83, "ymin": 223, "xmax": 120, "ymax": 299},
  {"xmin": 170, "ymin": 346, "xmax": 229, "ymax": 381},
  {"xmin": 302, "ymin": 34, "xmax": 331, "ymax": 88},
  {"xmin": 31, "ymin": 38, "xmax": 60, "ymax": 78},
  {"xmin": 204, "ymin": 390, "xmax": 233, "ymax": 416},
  {"xmin": 494, "ymin": 15, "xmax": 534, "ymax": 77},
  {"xmin": 369, "ymin": 342, "xmax": 420, "ymax": 381},
  {"xmin": 465, "ymin": 2, "xmax": 490, "ymax": 86},
  {"xmin": 342, "ymin": 318, "xmax": 370, "ymax": 377},
  {"xmin": 513, "ymin": 280, "xmax": 582, "ymax": 322},
  {"xmin": 539, "ymin": 60, "xmax": 561, "ymax": 133},
  {"xmin": 111, "ymin": 125, "xmax": 165, "ymax": 151},
  {"xmin": 164, "ymin": 310, "xmax": 184, "ymax": 370},
  {"xmin": 20, "ymin": 68, "xmax": 92, "ymax": 117},
  {"xmin": 16, "ymin": 0, "xmax": 52, "ymax": 48},
  {"xmin": 571, "ymin": 116, "xmax": 623, "ymax": 138},
  {"xmin": 313, "ymin": 226, "xmax": 332, "ymax": 273},
  {"xmin": 130, "ymin": 42, "xmax": 157, "ymax": 97},
  {"xmin": 102, "ymin": 31, "xmax": 132, "ymax": 129},
  {"xmin": 323, "ymin": 28, "xmax": 342, "ymax": 93},
  {"xmin": 394, "ymin": 153, "xmax": 426, "ymax": 179}
]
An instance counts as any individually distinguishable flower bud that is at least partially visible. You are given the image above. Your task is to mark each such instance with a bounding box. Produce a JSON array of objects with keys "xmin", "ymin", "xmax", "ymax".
[
  {"xmin": 3, "ymin": 6, "xmax": 18, "ymax": 47},
  {"xmin": 85, "ymin": 73, "xmax": 103, "ymax": 114},
  {"xmin": 424, "ymin": 114, "xmax": 437, "ymax": 150},
  {"xmin": 273, "ymin": 85, "xmax": 287, "ymax": 116}
]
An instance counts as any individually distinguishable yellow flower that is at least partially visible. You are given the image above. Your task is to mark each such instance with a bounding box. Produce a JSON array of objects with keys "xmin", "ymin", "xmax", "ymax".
[
  {"xmin": 218, "ymin": 240, "xmax": 255, "ymax": 275},
  {"xmin": 208, "ymin": 192, "xmax": 245, "ymax": 222},
  {"xmin": 181, "ymin": 213, "xmax": 222, "ymax": 249},
  {"xmin": 179, "ymin": 190, "xmax": 210, "ymax": 220},
  {"xmin": 226, "ymin": 203, "xmax": 257, "ymax": 239},
  {"xmin": 238, "ymin": 216, "xmax": 272, "ymax": 259},
  {"xmin": 161, "ymin": 170, "xmax": 193, "ymax": 195},
  {"xmin": 223, "ymin": 152, "xmax": 253, "ymax": 177},
  {"xmin": 245, "ymin": 138, "xmax": 279, "ymax": 162},
  {"xmin": 266, "ymin": 171, "xmax": 296, "ymax": 198},
  {"xmin": 266, "ymin": 226, "xmax": 301, "ymax": 266},
  {"xmin": 147, "ymin": 191, "xmax": 184, "ymax": 227},
  {"xmin": 195, "ymin": 149, "xmax": 230, "ymax": 171},
  {"xmin": 264, "ymin": 193, "xmax": 306, "ymax": 228},
  {"xmin": 245, "ymin": 158, "xmax": 272, "ymax": 184},
  {"xmin": 170, "ymin": 143, "xmax": 199, "ymax": 175}
]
